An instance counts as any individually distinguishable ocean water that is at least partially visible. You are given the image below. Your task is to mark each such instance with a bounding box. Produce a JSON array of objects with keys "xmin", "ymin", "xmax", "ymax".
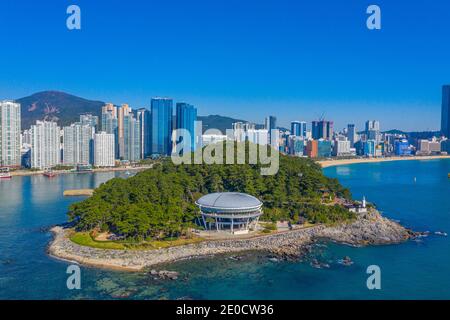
[{"xmin": 0, "ymin": 159, "xmax": 449, "ymax": 300}]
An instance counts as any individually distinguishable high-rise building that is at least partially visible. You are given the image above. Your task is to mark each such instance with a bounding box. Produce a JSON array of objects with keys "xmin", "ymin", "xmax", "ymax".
[
  {"xmin": 94, "ymin": 132, "xmax": 115, "ymax": 167},
  {"xmin": 63, "ymin": 122, "xmax": 94, "ymax": 165},
  {"xmin": 317, "ymin": 139, "xmax": 332, "ymax": 158},
  {"xmin": 365, "ymin": 120, "xmax": 381, "ymax": 143},
  {"xmin": 288, "ymin": 135, "xmax": 305, "ymax": 156},
  {"xmin": 300, "ymin": 121, "xmax": 307, "ymax": 138},
  {"xmin": 0, "ymin": 100, "xmax": 21, "ymax": 167},
  {"xmin": 31, "ymin": 121, "xmax": 60, "ymax": 169},
  {"xmin": 347, "ymin": 124, "xmax": 356, "ymax": 147},
  {"xmin": 442, "ymin": 85, "xmax": 450, "ymax": 138},
  {"xmin": 394, "ymin": 139, "xmax": 412, "ymax": 156},
  {"xmin": 176, "ymin": 103, "xmax": 198, "ymax": 153},
  {"xmin": 291, "ymin": 121, "xmax": 301, "ymax": 136},
  {"xmin": 333, "ymin": 138, "xmax": 351, "ymax": 157},
  {"xmin": 101, "ymin": 103, "xmax": 118, "ymax": 134},
  {"xmin": 123, "ymin": 113, "xmax": 141, "ymax": 161},
  {"xmin": 265, "ymin": 115, "xmax": 277, "ymax": 145},
  {"xmin": 80, "ymin": 114, "xmax": 99, "ymax": 130},
  {"xmin": 136, "ymin": 108, "xmax": 151, "ymax": 159},
  {"xmin": 101, "ymin": 103, "xmax": 119, "ymax": 159},
  {"xmin": 118, "ymin": 104, "xmax": 132, "ymax": 159},
  {"xmin": 151, "ymin": 98, "xmax": 173, "ymax": 156},
  {"xmin": 306, "ymin": 140, "xmax": 318, "ymax": 158},
  {"xmin": 312, "ymin": 120, "xmax": 333, "ymax": 140},
  {"xmin": 291, "ymin": 121, "xmax": 307, "ymax": 138}
]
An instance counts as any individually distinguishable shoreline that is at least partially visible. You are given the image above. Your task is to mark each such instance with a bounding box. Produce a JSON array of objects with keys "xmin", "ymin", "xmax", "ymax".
[
  {"xmin": 10, "ymin": 165, "xmax": 153, "ymax": 177},
  {"xmin": 318, "ymin": 155, "xmax": 450, "ymax": 168},
  {"xmin": 48, "ymin": 209, "xmax": 415, "ymax": 272}
]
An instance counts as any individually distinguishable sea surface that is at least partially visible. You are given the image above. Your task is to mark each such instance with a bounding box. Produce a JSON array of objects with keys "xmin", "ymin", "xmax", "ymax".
[{"xmin": 1, "ymin": 159, "xmax": 450, "ymax": 300}]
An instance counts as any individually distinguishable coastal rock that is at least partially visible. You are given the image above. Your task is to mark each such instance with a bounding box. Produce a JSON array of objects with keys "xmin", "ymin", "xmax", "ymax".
[{"xmin": 48, "ymin": 208, "xmax": 415, "ymax": 271}]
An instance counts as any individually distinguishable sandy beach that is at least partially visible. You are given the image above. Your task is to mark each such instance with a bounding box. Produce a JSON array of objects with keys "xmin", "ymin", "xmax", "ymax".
[{"xmin": 318, "ymin": 155, "xmax": 450, "ymax": 168}]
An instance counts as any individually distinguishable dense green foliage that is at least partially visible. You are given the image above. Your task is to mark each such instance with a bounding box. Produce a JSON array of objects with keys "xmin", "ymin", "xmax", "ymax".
[{"xmin": 69, "ymin": 143, "xmax": 354, "ymax": 240}]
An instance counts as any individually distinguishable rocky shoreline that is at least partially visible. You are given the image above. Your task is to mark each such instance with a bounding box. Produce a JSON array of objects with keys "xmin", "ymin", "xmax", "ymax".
[{"xmin": 48, "ymin": 209, "xmax": 415, "ymax": 271}]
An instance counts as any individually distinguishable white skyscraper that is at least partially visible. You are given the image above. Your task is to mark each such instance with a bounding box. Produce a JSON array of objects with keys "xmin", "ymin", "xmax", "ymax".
[
  {"xmin": 63, "ymin": 123, "xmax": 94, "ymax": 165},
  {"xmin": 94, "ymin": 132, "xmax": 115, "ymax": 167},
  {"xmin": 0, "ymin": 100, "xmax": 21, "ymax": 167},
  {"xmin": 31, "ymin": 121, "xmax": 60, "ymax": 169}
]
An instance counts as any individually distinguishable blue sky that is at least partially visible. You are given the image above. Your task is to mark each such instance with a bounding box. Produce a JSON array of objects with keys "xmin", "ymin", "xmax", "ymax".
[{"xmin": 0, "ymin": 0, "xmax": 449, "ymax": 131}]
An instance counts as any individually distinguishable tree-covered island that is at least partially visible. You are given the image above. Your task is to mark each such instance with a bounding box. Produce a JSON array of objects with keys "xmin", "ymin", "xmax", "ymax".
[{"xmin": 68, "ymin": 143, "xmax": 355, "ymax": 245}]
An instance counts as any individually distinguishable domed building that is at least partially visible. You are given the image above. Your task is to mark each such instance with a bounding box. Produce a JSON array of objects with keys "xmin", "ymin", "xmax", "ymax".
[{"xmin": 195, "ymin": 192, "xmax": 263, "ymax": 234}]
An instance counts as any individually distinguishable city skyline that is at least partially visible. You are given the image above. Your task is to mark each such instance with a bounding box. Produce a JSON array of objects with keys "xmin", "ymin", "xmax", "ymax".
[{"xmin": 1, "ymin": 0, "xmax": 449, "ymax": 131}]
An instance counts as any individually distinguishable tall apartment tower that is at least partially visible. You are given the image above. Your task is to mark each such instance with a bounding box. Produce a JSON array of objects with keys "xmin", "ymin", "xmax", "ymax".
[
  {"xmin": 151, "ymin": 98, "xmax": 173, "ymax": 156},
  {"xmin": 365, "ymin": 120, "xmax": 381, "ymax": 143},
  {"xmin": 118, "ymin": 104, "xmax": 132, "ymax": 159},
  {"xmin": 0, "ymin": 100, "xmax": 21, "ymax": 167},
  {"xmin": 265, "ymin": 115, "xmax": 277, "ymax": 146},
  {"xmin": 135, "ymin": 108, "xmax": 151, "ymax": 159},
  {"xmin": 442, "ymin": 85, "xmax": 450, "ymax": 138},
  {"xmin": 63, "ymin": 122, "xmax": 94, "ymax": 165},
  {"xmin": 312, "ymin": 120, "xmax": 333, "ymax": 140},
  {"xmin": 123, "ymin": 113, "xmax": 141, "ymax": 161},
  {"xmin": 176, "ymin": 103, "xmax": 197, "ymax": 153},
  {"xmin": 101, "ymin": 103, "xmax": 118, "ymax": 159},
  {"xmin": 94, "ymin": 132, "xmax": 115, "ymax": 167},
  {"xmin": 31, "ymin": 121, "xmax": 60, "ymax": 169},
  {"xmin": 347, "ymin": 124, "xmax": 356, "ymax": 147}
]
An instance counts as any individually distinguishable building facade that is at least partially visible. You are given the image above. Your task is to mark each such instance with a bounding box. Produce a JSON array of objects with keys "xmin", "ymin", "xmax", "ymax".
[
  {"xmin": 151, "ymin": 98, "xmax": 173, "ymax": 156},
  {"xmin": 123, "ymin": 113, "xmax": 141, "ymax": 161},
  {"xmin": 347, "ymin": 124, "xmax": 356, "ymax": 147},
  {"xmin": 0, "ymin": 100, "xmax": 21, "ymax": 167},
  {"xmin": 312, "ymin": 120, "xmax": 333, "ymax": 140},
  {"xmin": 175, "ymin": 102, "xmax": 197, "ymax": 153},
  {"xmin": 136, "ymin": 108, "xmax": 151, "ymax": 159},
  {"xmin": 31, "ymin": 121, "xmax": 60, "ymax": 169},
  {"xmin": 265, "ymin": 115, "xmax": 277, "ymax": 145},
  {"xmin": 63, "ymin": 123, "xmax": 94, "ymax": 165},
  {"xmin": 196, "ymin": 192, "xmax": 263, "ymax": 234},
  {"xmin": 94, "ymin": 132, "xmax": 115, "ymax": 167}
]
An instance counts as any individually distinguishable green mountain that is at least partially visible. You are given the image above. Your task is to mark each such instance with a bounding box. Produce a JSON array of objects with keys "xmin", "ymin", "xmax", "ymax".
[
  {"xmin": 17, "ymin": 91, "xmax": 104, "ymax": 129},
  {"xmin": 16, "ymin": 91, "xmax": 250, "ymax": 132},
  {"xmin": 197, "ymin": 114, "xmax": 248, "ymax": 134}
]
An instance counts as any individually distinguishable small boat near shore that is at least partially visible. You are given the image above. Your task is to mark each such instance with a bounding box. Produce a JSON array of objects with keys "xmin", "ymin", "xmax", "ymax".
[
  {"xmin": 43, "ymin": 169, "xmax": 57, "ymax": 178},
  {"xmin": 0, "ymin": 168, "xmax": 12, "ymax": 180}
]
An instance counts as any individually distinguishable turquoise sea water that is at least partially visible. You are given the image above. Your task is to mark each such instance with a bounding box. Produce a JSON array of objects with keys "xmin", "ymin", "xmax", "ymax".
[{"xmin": 0, "ymin": 159, "xmax": 450, "ymax": 300}]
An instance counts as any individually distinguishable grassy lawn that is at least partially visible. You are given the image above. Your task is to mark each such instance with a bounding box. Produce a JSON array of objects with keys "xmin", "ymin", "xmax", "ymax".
[
  {"xmin": 70, "ymin": 232, "xmax": 126, "ymax": 250},
  {"xmin": 69, "ymin": 231, "xmax": 204, "ymax": 250}
]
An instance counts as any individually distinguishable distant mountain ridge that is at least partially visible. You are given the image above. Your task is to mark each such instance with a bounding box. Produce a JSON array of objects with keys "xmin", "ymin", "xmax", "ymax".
[
  {"xmin": 17, "ymin": 91, "xmax": 104, "ymax": 129},
  {"xmin": 15, "ymin": 91, "xmax": 249, "ymax": 133}
]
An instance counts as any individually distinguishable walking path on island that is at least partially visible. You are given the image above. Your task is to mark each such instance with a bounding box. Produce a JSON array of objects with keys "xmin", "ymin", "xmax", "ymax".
[{"xmin": 48, "ymin": 209, "xmax": 414, "ymax": 272}]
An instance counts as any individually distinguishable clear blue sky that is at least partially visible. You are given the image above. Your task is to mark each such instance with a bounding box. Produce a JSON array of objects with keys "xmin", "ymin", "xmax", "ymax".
[{"xmin": 0, "ymin": 0, "xmax": 449, "ymax": 131}]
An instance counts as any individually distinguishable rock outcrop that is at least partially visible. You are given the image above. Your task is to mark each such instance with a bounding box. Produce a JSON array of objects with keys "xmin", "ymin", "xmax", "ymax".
[{"xmin": 48, "ymin": 209, "xmax": 414, "ymax": 271}]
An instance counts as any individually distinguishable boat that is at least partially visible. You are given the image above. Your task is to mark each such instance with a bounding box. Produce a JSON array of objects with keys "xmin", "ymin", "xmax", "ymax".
[
  {"xmin": 0, "ymin": 167, "xmax": 12, "ymax": 180},
  {"xmin": 43, "ymin": 168, "xmax": 57, "ymax": 178}
]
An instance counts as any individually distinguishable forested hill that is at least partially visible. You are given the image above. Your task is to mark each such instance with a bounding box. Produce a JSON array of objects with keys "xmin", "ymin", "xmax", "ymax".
[{"xmin": 68, "ymin": 144, "xmax": 354, "ymax": 240}]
